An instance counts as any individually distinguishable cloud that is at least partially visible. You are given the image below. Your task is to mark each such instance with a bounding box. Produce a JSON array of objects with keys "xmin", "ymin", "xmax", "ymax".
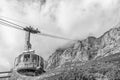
[
  {"xmin": 0, "ymin": 54, "xmax": 11, "ymax": 71},
  {"xmin": 51, "ymin": 0, "xmax": 120, "ymax": 39},
  {"xmin": 0, "ymin": 57, "xmax": 10, "ymax": 68}
]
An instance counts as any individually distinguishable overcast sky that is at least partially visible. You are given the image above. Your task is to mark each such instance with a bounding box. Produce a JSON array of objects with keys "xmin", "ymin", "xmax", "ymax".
[{"xmin": 0, "ymin": 0, "xmax": 120, "ymax": 71}]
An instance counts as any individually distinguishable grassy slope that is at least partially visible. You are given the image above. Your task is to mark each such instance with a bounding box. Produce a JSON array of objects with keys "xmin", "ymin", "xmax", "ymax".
[{"xmin": 40, "ymin": 52, "xmax": 120, "ymax": 80}]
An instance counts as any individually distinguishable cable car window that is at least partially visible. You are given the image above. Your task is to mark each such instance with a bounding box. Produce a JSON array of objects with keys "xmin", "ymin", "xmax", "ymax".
[
  {"xmin": 39, "ymin": 57, "xmax": 44, "ymax": 68},
  {"xmin": 20, "ymin": 56, "xmax": 24, "ymax": 62},
  {"xmin": 32, "ymin": 55, "xmax": 37, "ymax": 63},
  {"xmin": 24, "ymin": 54, "xmax": 30, "ymax": 62},
  {"xmin": 37, "ymin": 56, "xmax": 39, "ymax": 66}
]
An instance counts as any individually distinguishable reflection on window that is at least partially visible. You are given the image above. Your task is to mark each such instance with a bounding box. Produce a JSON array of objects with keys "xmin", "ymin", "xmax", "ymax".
[
  {"xmin": 20, "ymin": 56, "xmax": 24, "ymax": 62},
  {"xmin": 24, "ymin": 54, "xmax": 30, "ymax": 62},
  {"xmin": 32, "ymin": 55, "xmax": 37, "ymax": 63},
  {"xmin": 32, "ymin": 55, "xmax": 39, "ymax": 66}
]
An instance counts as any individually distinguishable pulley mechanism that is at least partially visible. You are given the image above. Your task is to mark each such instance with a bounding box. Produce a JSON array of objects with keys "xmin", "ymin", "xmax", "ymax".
[{"xmin": 24, "ymin": 26, "xmax": 40, "ymax": 51}]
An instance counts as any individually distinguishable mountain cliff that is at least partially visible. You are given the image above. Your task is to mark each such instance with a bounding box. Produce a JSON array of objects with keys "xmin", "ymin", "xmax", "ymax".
[{"xmin": 46, "ymin": 26, "xmax": 120, "ymax": 70}]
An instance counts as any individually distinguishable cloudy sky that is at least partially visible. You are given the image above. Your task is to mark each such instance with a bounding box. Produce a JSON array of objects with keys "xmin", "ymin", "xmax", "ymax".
[{"xmin": 0, "ymin": 0, "xmax": 120, "ymax": 71}]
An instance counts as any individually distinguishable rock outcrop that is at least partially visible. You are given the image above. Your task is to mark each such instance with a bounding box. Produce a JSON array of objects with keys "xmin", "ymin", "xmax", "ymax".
[{"xmin": 46, "ymin": 27, "xmax": 120, "ymax": 70}]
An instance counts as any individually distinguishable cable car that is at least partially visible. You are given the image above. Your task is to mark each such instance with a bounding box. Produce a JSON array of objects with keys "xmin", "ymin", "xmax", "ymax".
[
  {"xmin": 13, "ymin": 27, "xmax": 45, "ymax": 76},
  {"xmin": 14, "ymin": 50, "xmax": 45, "ymax": 76}
]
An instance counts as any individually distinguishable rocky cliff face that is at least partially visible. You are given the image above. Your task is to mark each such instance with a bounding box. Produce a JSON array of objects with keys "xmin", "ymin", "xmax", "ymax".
[{"xmin": 46, "ymin": 27, "xmax": 120, "ymax": 70}]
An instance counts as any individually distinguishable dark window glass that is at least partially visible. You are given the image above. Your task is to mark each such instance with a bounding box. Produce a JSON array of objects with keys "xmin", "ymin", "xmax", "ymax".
[
  {"xmin": 24, "ymin": 54, "xmax": 30, "ymax": 62},
  {"xmin": 32, "ymin": 55, "xmax": 37, "ymax": 63}
]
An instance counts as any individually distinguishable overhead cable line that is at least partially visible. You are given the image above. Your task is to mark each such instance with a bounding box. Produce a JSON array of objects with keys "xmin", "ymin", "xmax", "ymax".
[
  {"xmin": 0, "ymin": 76, "xmax": 11, "ymax": 78},
  {"xmin": 0, "ymin": 71, "xmax": 11, "ymax": 74},
  {"xmin": 0, "ymin": 15, "xmax": 30, "ymax": 25},
  {"xmin": 0, "ymin": 17, "xmax": 75, "ymax": 41},
  {"xmin": 0, "ymin": 15, "xmax": 42, "ymax": 28},
  {"xmin": 0, "ymin": 20, "xmax": 23, "ymax": 30},
  {"xmin": 38, "ymin": 33, "xmax": 74, "ymax": 41},
  {"xmin": 0, "ymin": 18, "xmax": 24, "ymax": 29}
]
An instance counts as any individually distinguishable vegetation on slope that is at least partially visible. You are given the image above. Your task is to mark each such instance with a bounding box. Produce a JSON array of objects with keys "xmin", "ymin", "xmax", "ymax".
[{"xmin": 41, "ymin": 52, "xmax": 120, "ymax": 80}]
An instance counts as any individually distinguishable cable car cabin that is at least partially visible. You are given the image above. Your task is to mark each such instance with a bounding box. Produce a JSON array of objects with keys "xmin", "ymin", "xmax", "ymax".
[{"xmin": 14, "ymin": 50, "xmax": 45, "ymax": 76}]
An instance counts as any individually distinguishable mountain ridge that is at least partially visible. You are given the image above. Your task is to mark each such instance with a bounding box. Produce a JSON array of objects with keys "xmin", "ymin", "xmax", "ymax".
[{"xmin": 46, "ymin": 26, "xmax": 120, "ymax": 70}]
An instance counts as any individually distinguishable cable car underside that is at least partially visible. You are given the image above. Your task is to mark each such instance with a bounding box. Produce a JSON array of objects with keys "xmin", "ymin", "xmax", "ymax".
[{"xmin": 17, "ymin": 68, "xmax": 45, "ymax": 76}]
